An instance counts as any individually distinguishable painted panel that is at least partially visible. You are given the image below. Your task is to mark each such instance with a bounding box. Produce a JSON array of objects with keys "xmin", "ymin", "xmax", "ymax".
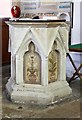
[{"xmin": 23, "ymin": 42, "xmax": 41, "ymax": 84}]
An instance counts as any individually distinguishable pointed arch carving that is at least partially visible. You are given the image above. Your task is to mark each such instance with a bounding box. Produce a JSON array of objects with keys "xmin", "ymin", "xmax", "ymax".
[
  {"xmin": 48, "ymin": 41, "xmax": 59, "ymax": 83},
  {"xmin": 23, "ymin": 41, "xmax": 41, "ymax": 84}
]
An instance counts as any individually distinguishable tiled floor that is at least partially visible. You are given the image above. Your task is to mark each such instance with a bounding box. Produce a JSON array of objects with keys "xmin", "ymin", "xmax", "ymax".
[{"xmin": 1, "ymin": 65, "xmax": 81, "ymax": 119}]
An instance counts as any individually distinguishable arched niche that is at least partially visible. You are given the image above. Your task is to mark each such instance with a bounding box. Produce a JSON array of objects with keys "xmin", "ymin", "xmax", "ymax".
[
  {"xmin": 23, "ymin": 41, "xmax": 41, "ymax": 84},
  {"xmin": 48, "ymin": 41, "xmax": 59, "ymax": 83},
  {"xmin": 57, "ymin": 12, "xmax": 70, "ymax": 21}
]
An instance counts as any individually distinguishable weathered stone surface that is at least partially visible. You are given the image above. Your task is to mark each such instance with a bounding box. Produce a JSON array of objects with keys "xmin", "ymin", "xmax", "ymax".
[
  {"xmin": 6, "ymin": 21, "xmax": 72, "ymax": 105},
  {"xmin": 2, "ymin": 65, "xmax": 80, "ymax": 119}
]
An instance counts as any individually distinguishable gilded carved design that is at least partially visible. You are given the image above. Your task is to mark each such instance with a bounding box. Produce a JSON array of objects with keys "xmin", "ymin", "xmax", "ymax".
[
  {"xmin": 48, "ymin": 43, "xmax": 58, "ymax": 83},
  {"xmin": 23, "ymin": 42, "xmax": 41, "ymax": 84}
]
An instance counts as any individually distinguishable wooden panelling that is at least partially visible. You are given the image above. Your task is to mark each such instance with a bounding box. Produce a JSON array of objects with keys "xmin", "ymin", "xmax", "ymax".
[{"xmin": 0, "ymin": 18, "xmax": 11, "ymax": 64}]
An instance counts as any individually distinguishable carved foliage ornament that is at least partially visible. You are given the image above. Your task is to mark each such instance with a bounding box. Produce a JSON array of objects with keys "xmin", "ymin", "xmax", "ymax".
[
  {"xmin": 23, "ymin": 42, "xmax": 41, "ymax": 84},
  {"xmin": 48, "ymin": 42, "xmax": 58, "ymax": 83}
]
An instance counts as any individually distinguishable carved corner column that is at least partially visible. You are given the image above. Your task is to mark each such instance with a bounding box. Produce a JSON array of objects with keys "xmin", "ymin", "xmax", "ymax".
[
  {"xmin": 16, "ymin": 55, "xmax": 23, "ymax": 84},
  {"xmin": 11, "ymin": 55, "xmax": 16, "ymax": 81},
  {"xmin": 41, "ymin": 57, "xmax": 48, "ymax": 86},
  {"xmin": 60, "ymin": 51, "xmax": 67, "ymax": 81},
  {"xmin": 6, "ymin": 21, "xmax": 72, "ymax": 105}
]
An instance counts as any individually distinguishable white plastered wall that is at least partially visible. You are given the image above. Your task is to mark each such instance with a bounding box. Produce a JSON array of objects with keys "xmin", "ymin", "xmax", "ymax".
[{"xmin": 66, "ymin": 0, "xmax": 82, "ymax": 78}]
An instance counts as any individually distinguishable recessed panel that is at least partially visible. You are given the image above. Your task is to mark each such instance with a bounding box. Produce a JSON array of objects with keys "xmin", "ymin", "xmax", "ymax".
[
  {"xmin": 23, "ymin": 42, "xmax": 41, "ymax": 84},
  {"xmin": 48, "ymin": 43, "xmax": 58, "ymax": 83}
]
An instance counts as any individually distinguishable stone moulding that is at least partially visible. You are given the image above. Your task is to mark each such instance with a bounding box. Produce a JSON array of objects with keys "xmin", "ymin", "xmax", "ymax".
[
  {"xmin": 6, "ymin": 21, "xmax": 72, "ymax": 105},
  {"xmin": 6, "ymin": 78, "xmax": 71, "ymax": 105}
]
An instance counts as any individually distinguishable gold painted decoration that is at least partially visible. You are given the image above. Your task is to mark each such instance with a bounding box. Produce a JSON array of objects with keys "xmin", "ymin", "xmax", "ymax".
[
  {"xmin": 48, "ymin": 43, "xmax": 58, "ymax": 83},
  {"xmin": 23, "ymin": 42, "xmax": 41, "ymax": 84}
]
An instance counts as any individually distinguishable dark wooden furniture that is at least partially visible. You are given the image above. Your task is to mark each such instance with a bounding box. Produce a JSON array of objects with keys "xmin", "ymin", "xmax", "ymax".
[
  {"xmin": 67, "ymin": 43, "xmax": 82, "ymax": 83},
  {"xmin": 0, "ymin": 19, "xmax": 2, "ymax": 65},
  {"xmin": 0, "ymin": 18, "xmax": 11, "ymax": 65}
]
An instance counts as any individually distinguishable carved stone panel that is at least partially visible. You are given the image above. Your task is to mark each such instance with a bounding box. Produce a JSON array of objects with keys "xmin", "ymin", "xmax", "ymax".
[
  {"xmin": 23, "ymin": 42, "xmax": 41, "ymax": 84},
  {"xmin": 48, "ymin": 42, "xmax": 58, "ymax": 83}
]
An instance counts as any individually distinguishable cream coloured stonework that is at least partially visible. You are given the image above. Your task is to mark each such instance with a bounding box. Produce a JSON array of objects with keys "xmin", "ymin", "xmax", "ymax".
[
  {"xmin": 23, "ymin": 42, "xmax": 41, "ymax": 84},
  {"xmin": 6, "ymin": 21, "xmax": 72, "ymax": 105},
  {"xmin": 48, "ymin": 42, "xmax": 58, "ymax": 83}
]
